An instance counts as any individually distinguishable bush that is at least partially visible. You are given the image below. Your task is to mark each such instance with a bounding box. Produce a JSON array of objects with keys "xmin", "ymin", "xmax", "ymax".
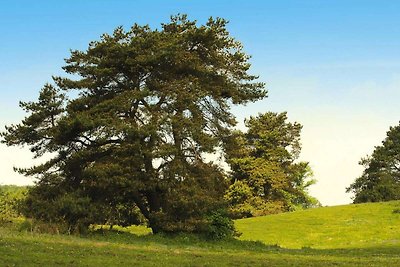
[
  {"xmin": 18, "ymin": 219, "xmax": 33, "ymax": 232},
  {"xmin": 0, "ymin": 185, "xmax": 27, "ymax": 223},
  {"xmin": 21, "ymin": 185, "xmax": 99, "ymax": 234},
  {"xmin": 205, "ymin": 210, "xmax": 238, "ymax": 240},
  {"xmin": 21, "ymin": 179, "xmax": 146, "ymax": 234},
  {"xmin": 18, "ymin": 219, "xmax": 70, "ymax": 234}
]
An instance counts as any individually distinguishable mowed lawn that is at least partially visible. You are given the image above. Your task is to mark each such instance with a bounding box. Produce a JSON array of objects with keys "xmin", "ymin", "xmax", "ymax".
[{"xmin": 1, "ymin": 201, "xmax": 400, "ymax": 266}]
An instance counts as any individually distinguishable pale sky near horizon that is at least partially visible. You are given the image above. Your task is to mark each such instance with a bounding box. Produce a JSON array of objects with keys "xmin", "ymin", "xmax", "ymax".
[{"xmin": 1, "ymin": 0, "xmax": 400, "ymax": 206}]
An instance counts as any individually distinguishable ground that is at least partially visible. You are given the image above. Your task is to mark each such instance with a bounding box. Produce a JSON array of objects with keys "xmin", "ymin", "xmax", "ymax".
[{"xmin": 0, "ymin": 201, "xmax": 399, "ymax": 266}]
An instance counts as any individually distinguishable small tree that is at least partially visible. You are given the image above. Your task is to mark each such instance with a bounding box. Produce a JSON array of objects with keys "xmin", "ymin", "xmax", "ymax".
[
  {"xmin": 347, "ymin": 123, "xmax": 400, "ymax": 203},
  {"xmin": 1, "ymin": 15, "xmax": 266, "ymax": 234},
  {"xmin": 224, "ymin": 112, "xmax": 318, "ymax": 217}
]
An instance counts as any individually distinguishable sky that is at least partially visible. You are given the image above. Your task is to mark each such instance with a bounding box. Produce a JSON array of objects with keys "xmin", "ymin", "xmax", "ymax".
[{"xmin": 1, "ymin": 0, "xmax": 400, "ymax": 206}]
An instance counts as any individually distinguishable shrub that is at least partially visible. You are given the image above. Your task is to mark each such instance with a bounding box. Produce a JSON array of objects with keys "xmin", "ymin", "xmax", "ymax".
[
  {"xmin": 205, "ymin": 210, "xmax": 238, "ymax": 240},
  {"xmin": 0, "ymin": 185, "xmax": 27, "ymax": 223}
]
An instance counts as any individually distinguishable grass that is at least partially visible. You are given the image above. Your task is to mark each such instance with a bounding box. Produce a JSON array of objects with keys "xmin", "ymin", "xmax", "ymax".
[
  {"xmin": 235, "ymin": 200, "xmax": 400, "ymax": 249},
  {"xmin": 0, "ymin": 201, "xmax": 400, "ymax": 266}
]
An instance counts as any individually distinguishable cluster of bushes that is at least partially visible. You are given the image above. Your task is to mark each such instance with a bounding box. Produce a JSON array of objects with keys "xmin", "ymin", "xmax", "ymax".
[
  {"xmin": 0, "ymin": 185, "xmax": 27, "ymax": 223},
  {"xmin": 1, "ymin": 184, "xmax": 236, "ymax": 239}
]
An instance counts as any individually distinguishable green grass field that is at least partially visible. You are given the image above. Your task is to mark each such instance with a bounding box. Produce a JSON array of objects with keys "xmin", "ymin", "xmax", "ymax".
[
  {"xmin": 236, "ymin": 200, "xmax": 400, "ymax": 249},
  {"xmin": 1, "ymin": 201, "xmax": 400, "ymax": 266}
]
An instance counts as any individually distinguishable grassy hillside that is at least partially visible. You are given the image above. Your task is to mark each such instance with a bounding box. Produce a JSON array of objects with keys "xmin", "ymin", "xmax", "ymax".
[
  {"xmin": 236, "ymin": 200, "xmax": 400, "ymax": 249},
  {"xmin": 1, "ymin": 223, "xmax": 400, "ymax": 266},
  {"xmin": 0, "ymin": 201, "xmax": 400, "ymax": 266}
]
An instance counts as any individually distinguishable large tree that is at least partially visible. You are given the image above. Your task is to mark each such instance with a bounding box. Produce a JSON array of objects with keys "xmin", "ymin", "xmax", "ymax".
[
  {"xmin": 1, "ymin": 15, "xmax": 266, "ymax": 234},
  {"xmin": 224, "ymin": 112, "xmax": 318, "ymax": 217},
  {"xmin": 347, "ymin": 123, "xmax": 400, "ymax": 203}
]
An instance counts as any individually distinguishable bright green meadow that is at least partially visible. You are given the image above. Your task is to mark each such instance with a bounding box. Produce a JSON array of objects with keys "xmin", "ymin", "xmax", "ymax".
[
  {"xmin": 1, "ymin": 201, "xmax": 399, "ymax": 266},
  {"xmin": 236, "ymin": 200, "xmax": 400, "ymax": 249}
]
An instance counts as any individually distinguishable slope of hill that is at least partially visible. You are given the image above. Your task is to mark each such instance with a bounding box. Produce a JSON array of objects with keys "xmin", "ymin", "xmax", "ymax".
[
  {"xmin": 1, "ymin": 201, "xmax": 400, "ymax": 266},
  {"xmin": 235, "ymin": 200, "xmax": 400, "ymax": 249}
]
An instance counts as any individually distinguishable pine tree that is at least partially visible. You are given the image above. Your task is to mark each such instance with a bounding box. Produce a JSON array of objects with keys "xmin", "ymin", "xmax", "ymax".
[{"xmin": 1, "ymin": 15, "xmax": 266, "ymax": 234}]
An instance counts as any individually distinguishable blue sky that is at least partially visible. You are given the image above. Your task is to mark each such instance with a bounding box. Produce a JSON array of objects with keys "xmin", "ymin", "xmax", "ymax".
[{"xmin": 1, "ymin": 0, "xmax": 400, "ymax": 205}]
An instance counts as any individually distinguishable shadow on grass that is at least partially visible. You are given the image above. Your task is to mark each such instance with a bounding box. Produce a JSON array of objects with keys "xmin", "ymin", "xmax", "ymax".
[
  {"xmin": 86, "ymin": 227, "xmax": 280, "ymax": 252},
  {"xmin": 85, "ymin": 227, "xmax": 400, "ymax": 258},
  {"xmin": 4, "ymin": 220, "xmax": 399, "ymax": 260}
]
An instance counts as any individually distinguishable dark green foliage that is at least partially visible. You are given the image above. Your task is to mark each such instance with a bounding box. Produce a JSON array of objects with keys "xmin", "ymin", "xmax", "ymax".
[
  {"xmin": 1, "ymin": 15, "xmax": 266, "ymax": 234},
  {"xmin": 205, "ymin": 209, "xmax": 237, "ymax": 240},
  {"xmin": 224, "ymin": 112, "xmax": 319, "ymax": 217},
  {"xmin": 21, "ymin": 175, "xmax": 144, "ymax": 233},
  {"xmin": 347, "ymin": 123, "xmax": 400, "ymax": 203},
  {"xmin": 144, "ymin": 162, "xmax": 230, "ymax": 234}
]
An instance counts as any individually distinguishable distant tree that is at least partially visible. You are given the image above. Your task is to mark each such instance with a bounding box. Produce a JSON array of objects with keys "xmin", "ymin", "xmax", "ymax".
[
  {"xmin": 224, "ymin": 112, "xmax": 319, "ymax": 217},
  {"xmin": 0, "ymin": 185, "xmax": 27, "ymax": 222},
  {"xmin": 1, "ymin": 15, "xmax": 266, "ymax": 235},
  {"xmin": 347, "ymin": 123, "xmax": 400, "ymax": 203}
]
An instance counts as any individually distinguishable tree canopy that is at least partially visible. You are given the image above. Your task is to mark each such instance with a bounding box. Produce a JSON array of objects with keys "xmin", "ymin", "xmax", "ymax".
[
  {"xmin": 1, "ymin": 15, "xmax": 266, "ymax": 235},
  {"xmin": 347, "ymin": 123, "xmax": 400, "ymax": 203},
  {"xmin": 224, "ymin": 112, "xmax": 319, "ymax": 217}
]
